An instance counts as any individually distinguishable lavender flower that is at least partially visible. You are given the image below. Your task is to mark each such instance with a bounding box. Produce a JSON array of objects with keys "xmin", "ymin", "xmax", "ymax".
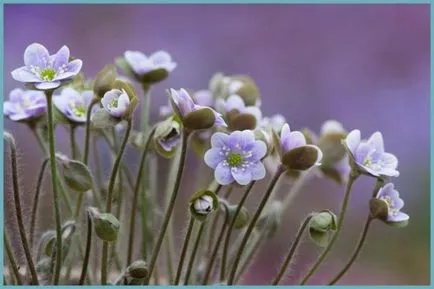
[
  {"xmin": 204, "ymin": 130, "xmax": 267, "ymax": 185},
  {"xmin": 260, "ymin": 114, "xmax": 286, "ymax": 133},
  {"xmin": 160, "ymin": 89, "xmax": 214, "ymax": 119},
  {"xmin": 53, "ymin": 88, "xmax": 93, "ymax": 123},
  {"xmin": 4, "ymin": 88, "xmax": 47, "ymax": 121},
  {"xmin": 280, "ymin": 123, "xmax": 323, "ymax": 170},
  {"xmin": 124, "ymin": 50, "xmax": 176, "ymax": 76},
  {"xmin": 375, "ymin": 183, "xmax": 409, "ymax": 223},
  {"xmin": 101, "ymin": 88, "xmax": 130, "ymax": 118},
  {"xmin": 169, "ymin": 88, "xmax": 226, "ymax": 127},
  {"xmin": 217, "ymin": 94, "xmax": 262, "ymax": 123},
  {"xmin": 345, "ymin": 130, "xmax": 399, "ymax": 178},
  {"xmin": 11, "ymin": 43, "xmax": 82, "ymax": 90}
]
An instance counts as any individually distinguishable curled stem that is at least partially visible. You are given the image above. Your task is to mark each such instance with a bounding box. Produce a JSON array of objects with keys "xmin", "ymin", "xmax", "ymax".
[
  {"xmin": 4, "ymin": 232, "xmax": 23, "ymax": 285},
  {"xmin": 272, "ymin": 214, "xmax": 313, "ymax": 285},
  {"xmin": 29, "ymin": 157, "xmax": 49, "ymax": 250},
  {"xmin": 101, "ymin": 119, "xmax": 132, "ymax": 285},
  {"xmin": 145, "ymin": 130, "xmax": 190, "ymax": 284},
  {"xmin": 327, "ymin": 216, "xmax": 373, "ymax": 285},
  {"xmin": 220, "ymin": 182, "xmax": 256, "ymax": 282},
  {"xmin": 174, "ymin": 217, "xmax": 195, "ymax": 284},
  {"xmin": 79, "ymin": 211, "xmax": 94, "ymax": 285},
  {"xmin": 126, "ymin": 127, "xmax": 156, "ymax": 265},
  {"xmin": 4, "ymin": 132, "xmax": 39, "ymax": 285},
  {"xmin": 299, "ymin": 172, "xmax": 358, "ymax": 285},
  {"xmin": 228, "ymin": 167, "xmax": 285, "ymax": 284}
]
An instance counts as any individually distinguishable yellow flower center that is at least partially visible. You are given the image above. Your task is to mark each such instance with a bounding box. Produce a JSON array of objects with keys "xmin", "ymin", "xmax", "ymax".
[
  {"xmin": 40, "ymin": 68, "xmax": 56, "ymax": 81},
  {"xmin": 227, "ymin": 153, "xmax": 243, "ymax": 167}
]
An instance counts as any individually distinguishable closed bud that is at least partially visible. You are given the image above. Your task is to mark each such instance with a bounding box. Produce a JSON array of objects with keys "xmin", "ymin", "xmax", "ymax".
[
  {"xmin": 153, "ymin": 117, "xmax": 181, "ymax": 158},
  {"xmin": 111, "ymin": 80, "xmax": 138, "ymax": 120},
  {"xmin": 230, "ymin": 75, "xmax": 261, "ymax": 106},
  {"xmin": 189, "ymin": 190, "xmax": 219, "ymax": 222},
  {"xmin": 309, "ymin": 210, "xmax": 337, "ymax": 247},
  {"xmin": 369, "ymin": 198, "xmax": 389, "ymax": 220},
  {"xmin": 282, "ymin": 145, "xmax": 322, "ymax": 171},
  {"xmin": 58, "ymin": 158, "xmax": 93, "ymax": 193},
  {"xmin": 94, "ymin": 64, "xmax": 117, "ymax": 98},
  {"xmin": 92, "ymin": 212, "xmax": 120, "ymax": 242},
  {"xmin": 183, "ymin": 107, "xmax": 216, "ymax": 131},
  {"xmin": 227, "ymin": 112, "xmax": 257, "ymax": 131},
  {"xmin": 318, "ymin": 132, "xmax": 347, "ymax": 166},
  {"xmin": 127, "ymin": 260, "xmax": 149, "ymax": 279}
]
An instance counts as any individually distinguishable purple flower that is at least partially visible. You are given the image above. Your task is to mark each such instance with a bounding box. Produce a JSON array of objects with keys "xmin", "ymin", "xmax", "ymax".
[
  {"xmin": 11, "ymin": 43, "xmax": 82, "ymax": 90},
  {"xmin": 160, "ymin": 89, "xmax": 214, "ymax": 119},
  {"xmin": 345, "ymin": 130, "xmax": 399, "ymax": 178},
  {"xmin": 124, "ymin": 50, "xmax": 176, "ymax": 76},
  {"xmin": 376, "ymin": 183, "xmax": 409, "ymax": 222},
  {"xmin": 101, "ymin": 88, "xmax": 130, "ymax": 118},
  {"xmin": 4, "ymin": 88, "xmax": 47, "ymax": 121},
  {"xmin": 260, "ymin": 114, "xmax": 286, "ymax": 133},
  {"xmin": 170, "ymin": 88, "xmax": 226, "ymax": 127},
  {"xmin": 216, "ymin": 94, "xmax": 262, "ymax": 123},
  {"xmin": 280, "ymin": 123, "xmax": 323, "ymax": 163},
  {"xmin": 53, "ymin": 88, "xmax": 93, "ymax": 123},
  {"xmin": 204, "ymin": 130, "xmax": 267, "ymax": 185}
]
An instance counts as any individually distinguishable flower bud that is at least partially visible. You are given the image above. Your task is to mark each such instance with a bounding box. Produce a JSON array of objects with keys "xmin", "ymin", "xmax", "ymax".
[
  {"xmin": 282, "ymin": 145, "xmax": 322, "ymax": 171},
  {"xmin": 93, "ymin": 64, "xmax": 117, "ymax": 98},
  {"xmin": 183, "ymin": 107, "xmax": 216, "ymax": 131},
  {"xmin": 89, "ymin": 207, "xmax": 120, "ymax": 242},
  {"xmin": 58, "ymin": 157, "xmax": 93, "ymax": 193},
  {"xmin": 153, "ymin": 117, "xmax": 181, "ymax": 158},
  {"xmin": 229, "ymin": 75, "xmax": 261, "ymax": 106},
  {"xmin": 221, "ymin": 201, "xmax": 250, "ymax": 229},
  {"xmin": 227, "ymin": 112, "xmax": 257, "ymax": 131},
  {"xmin": 318, "ymin": 132, "xmax": 347, "ymax": 166},
  {"xmin": 128, "ymin": 260, "xmax": 149, "ymax": 279},
  {"xmin": 369, "ymin": 198, "xmax": 389, "ymax": 220},
  {"xmin": 189, "ymin": 190, "xmax": 219, "ymax": 222},
  {"xmin": 308, "ymin": 210, "xmax": 337, "ymax": 247},
  {"xmin": 111, "ymin": 80, "xmax": 138, "ymax": 120}
]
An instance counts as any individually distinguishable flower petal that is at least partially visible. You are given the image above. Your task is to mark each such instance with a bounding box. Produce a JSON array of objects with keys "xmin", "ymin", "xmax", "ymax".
[
  {"xmin": 345, "ymin": 129, "xmax": 361, "ymax": 155},
  {"xmin": 250, "ymin": 162, "xmax": 266, "ymax": 181},
  {"xmin": 34, "ymin": 81, "xmax": 61, "ymax": 90},
  {"xmin": 204, "ymin": 148, "xmax": 225, "ymax": 169},
  {"xmin": 215, "ymin": 163, "xmax": 234, "ymax": 185},
  {"xmin": 210, "ymin": 132, "xmax": 230, "ymax": 148},
  {"xmin": 231, "ymin": 167, "xmax": 252, "ymax": 185},
  {"xmin": 53, "ymin": 45, "xmax": 70, "ymax": 71},
  {"xmin": 243, "ymin": 106, "xmax": 262, "ymax": 123},
  {"xmin": 9, "ymin": 88, "xmax": 24, "ymax": 102},
  {"xmin": 321, "ymin": 120, "xmax": 345, "ymax": 135},
  {"xmin": 282, "ymin": 131, "xmax": 306, "ymax": 153},
  {"xmin": 368, "ymin": 132, "xmax": 384, "ymax": 154},
  {"xmin": 380, "ymin": 152, "xmax": 398, "ymax": 170},
  {"xmin": 250, "ymin": 140, "xmax": 267, "ymax": 161},
  {"xmin": 225, "ymin": 95, "xmax": 245, "ymax": 112},
  {"xmin": 24, "ymin": 43, "xmax": 50, "ymax": 68},
  {"xmin": 387, "ymin": 212, "xmax": 409, "ymax": 223},
  {"xmin": 150, "ymin": 50, "xmax": 172, "ymax": 65},
  {"xmin": 54, "ymin": 59, "xmax": 83, "ymax": 81},
  {"xmin": 11, "ymin": 66, "xmax": 41, "ymax": 83}
]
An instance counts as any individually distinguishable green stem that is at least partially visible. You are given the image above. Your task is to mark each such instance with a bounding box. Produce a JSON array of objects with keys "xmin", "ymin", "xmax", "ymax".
[
  {"xmin": 4, "ymin": 232, "xmax": 23, "ymax": 285},
  {"xmin": 299, "ymin": 172, "xmax": 359, "ymax": 285},
  {"xmin": 272, "ymin": 214, "xmax": 313, "ymax": 285},
  {"xmin": 145, "ymin": 131, "xmax": 189, "ymax": 284},
  {"xmin": 328, "ymin": 216, "xmax": 373, "ymax": 285},
  {"xmin": 101, "ymin": 120, "xmax": 132, "ymax": 285},
  {"xmin": 79, "ymin": 211, "xmax": 93, "ymax": 285},
  {"xmin": 92, "ymin": 136, "xmax": 103, "ymax": 190},
  {"xmin": 70, "ymin": 125, "xmax": 78, "ymax": 159},
  {"xmin": 183, "ymin": 221, "xmax": 206, "ymax": 285},
  {"xmin": 234, "ymin": 229, "xmax": 265, "ymax": 283},
  {"xmin": 126, "ymin": 127, "xmax": 156, "ymax": 265},
  {"xmin": 174, "ymin": 217, "xmax": 195, "ymax": 284},
  {"xmin": 220, "ymin": 181, "xmax": 256, "ymax": 282},
  {"xmin": 4, "ymin": 133, "xmax": 39, "ymax": 285},
  {"xmin": 44, "ymin": 91, "xmax": 63, "ymax": 285},
  {"xmin": 202, "ymin": 204, "xmax": 230, "ymax": 285},
  {"xmin": 228, "ymin": 167, "xmax": 285, "ymax": 284},
  {"xmin": 29, "ymin": 157, "xmax": 49, "ymax": 250},
  {"xmin": 83, "ymin": 99, "xmax": 99, "ymax": 165}
]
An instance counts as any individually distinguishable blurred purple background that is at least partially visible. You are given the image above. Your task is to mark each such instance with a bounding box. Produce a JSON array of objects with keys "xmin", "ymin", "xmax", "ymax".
[{"xmin": 4, "ymin": 4, "xmax": 429, "ymax": 285}]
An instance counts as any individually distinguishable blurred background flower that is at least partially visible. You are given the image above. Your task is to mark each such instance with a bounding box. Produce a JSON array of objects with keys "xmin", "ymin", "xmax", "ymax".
[{"xmin": 4, "ymin": 4, "xmax": 429, "ymax": 285}]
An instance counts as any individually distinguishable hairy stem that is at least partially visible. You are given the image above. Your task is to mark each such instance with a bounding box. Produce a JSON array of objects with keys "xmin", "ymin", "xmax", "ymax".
[
  {"xmin": 83, "ymin": 99, "xmax": 99, "ymax": 165},
  {"xmin": 126, "ymin": 127, "xmax": 156, "ymax": 265},
  {"xmin": 4, "ymin": 132, "xmax": 39, "ymax": 285},
  {"xmin": 299, "ymin": 173, "xmax": 358, "ymax": 285},
  {"xmin": 174, "ymin": 217, "xmax": 195, "ymax": 284},
  {"xmin": 145, "ymin": 131, "xmax": 189, "ymax": 284},
  {"xmin": 70, "ymin": 125, "xmax": 78, "ymax": 159},
  {"xmin": 228, "ymin": 167, "xmax": 285, "ymax": 284},
  {"xmin": 101, "ymin": 120, "xmax": 132, "ymax": 285},
  {"xmin": 220, "ymin": 182, "xmax": 256, "ymax": 282},
  {"xmin": 4, "ymin": 232, "xmax": 23, "ymax": 285},
  {"xmin": 272, "ymin": 214, "xmax": 313, "ymax": 285},
  {"xmin": 79, "ymin": 211, "xmax": 93, "ymax": 285},
  {"xmin": 328, "ymin": 216, "xmax": 373, "ymax": 285}
]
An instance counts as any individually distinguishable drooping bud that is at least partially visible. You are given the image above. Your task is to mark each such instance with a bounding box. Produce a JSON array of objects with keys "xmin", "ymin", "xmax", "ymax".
[
  {"xmin": 114, "ymin": 260, "xmax": 149, "ymax": 285},
  {"xmin": 308, "ymin": 210, "xmax": 337, "ymax": 247},
  {"xmin": 153, "ymin": 117, "xmax": 182, "ymax": 158},
  {"xmin": 282, "ymin": 145, "xmax": 322, "ymax": 171},
  {"xmin": 56, "ymin": 154, "xmax": 93, "ymax": 193},
  {"xmin": 183, "ymin": 107, "xmax": 216, "ymax": 130},
  {"xmin": 89, "ymin": 207, "xmax": 120, "ymax": 242}
]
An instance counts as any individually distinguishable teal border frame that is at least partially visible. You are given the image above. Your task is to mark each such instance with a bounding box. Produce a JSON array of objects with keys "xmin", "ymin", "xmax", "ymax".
[{"xmin": 0, "ymin": 1, "xmax": 431, "ymax": 287}]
